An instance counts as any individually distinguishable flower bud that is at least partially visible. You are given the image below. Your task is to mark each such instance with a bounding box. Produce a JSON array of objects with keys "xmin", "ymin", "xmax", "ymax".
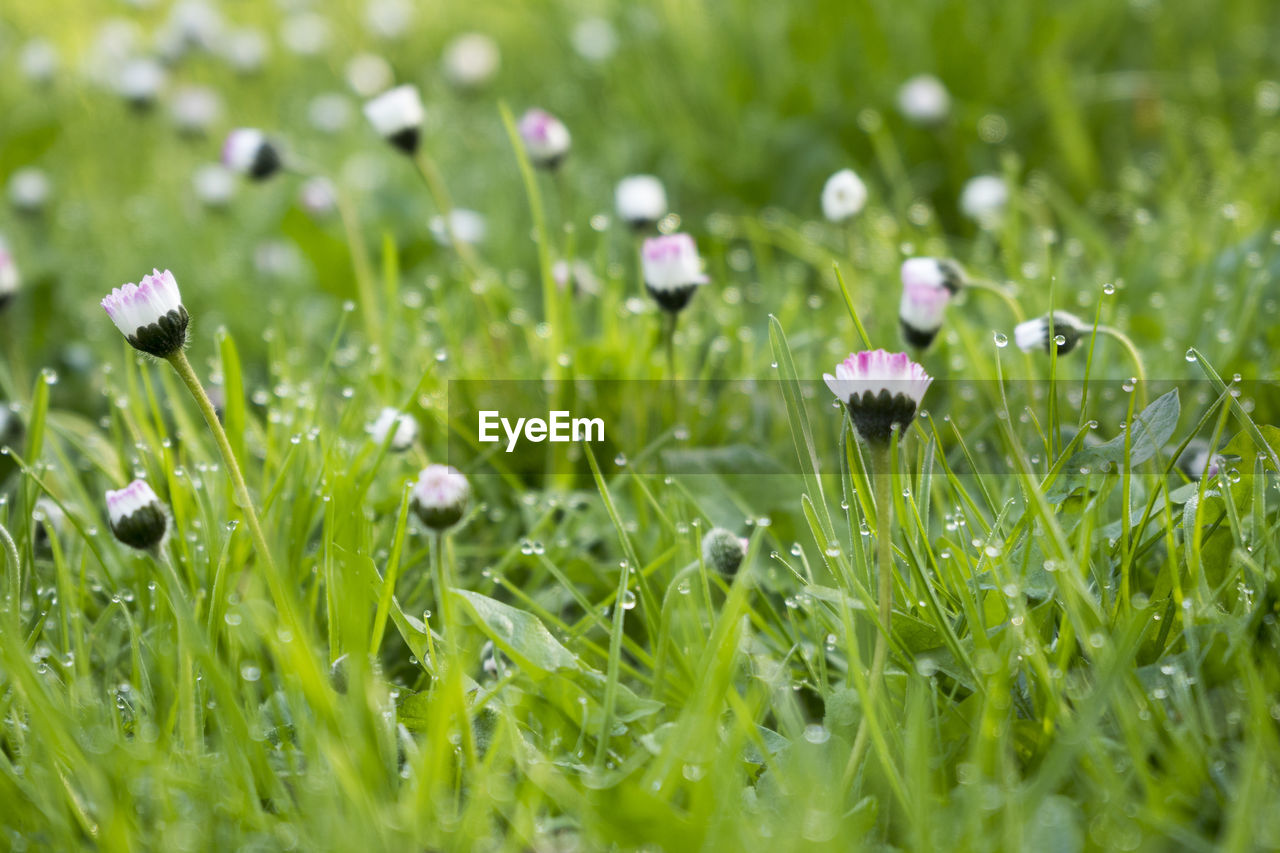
[
  {"xmin": 898, "ymin": 281, "xmax": 950, "ymax": 350},
  {"xmin": 221, "ymin": 128, "xmax": 283, "ymax": 180},
  {"xmin": 702, "ymin": 527, "xmax": 748, "ymax": 576},
  {"xmin": 615, "ymin": 175, "xmax": 668, "ymax": 231},
  {"xmin": 411, "ymin": 464, "xmax": 470, "ymax": 531},
  {"xmin": 106, "ymin": 480, "xmax": 167, "ymax": 550},
  {"xmin": 822, "ymin": 169, "xmax": 867, "ymax": 223},
  {"xmin": 824, "ymin": 350, "xmax": 933, "ymax": 445},
  {"xmin": 959, "ymin": 175, "xmax": 1008, "ymax": 228},
  {"xmin": 896, "ymin": 74, "xmax": 951, "ymax": 126},
  {"xmin": 518, "ymin": 108, "xmax": 571, "ymax": 170},
  {"xmin": 641, "ymin": 233, "xmax": 708, "ymax": 313},
  {"xmin": 0, "ymin": 241, "xmax": 19, "ymax": 311},
  {"xmin": 101, "ymin": 269, "xmax": 189, "ymax": 358},
  {"xmin": 363, "ymin": 84, "xmax": 425, "ymax": 154},
  {"xmin": 442, "ymin": 33, "xmax": 500, "ymax": 89},
  {"xmin": 368, "ymin": 407, "xmax": 418, "ymax": 452},
  {"xmin": 1014, "ymin": 311, "xmax": 1086, "ymax": 356}
]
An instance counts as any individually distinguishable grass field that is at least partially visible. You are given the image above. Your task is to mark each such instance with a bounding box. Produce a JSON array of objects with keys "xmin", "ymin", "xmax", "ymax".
[{"xmin": 3, "ymin": 0, "xmax": 1280, "ymax": 849}]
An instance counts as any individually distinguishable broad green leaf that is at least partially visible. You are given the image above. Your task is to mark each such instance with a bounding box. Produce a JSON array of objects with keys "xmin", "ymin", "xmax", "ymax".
[{"xmin": 455, "ymin": 589, "xmax": 581, "ymax": 675}]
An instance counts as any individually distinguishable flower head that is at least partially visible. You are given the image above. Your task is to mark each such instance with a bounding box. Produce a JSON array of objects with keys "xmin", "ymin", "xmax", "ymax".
[
  {"xmin": 20, "ymin": 39, "xmax": 59, "ymax": 85},
  {"xmin": 896, "ymin": 74, "xmax": 951, "ymax": 125},
  {"xmin": 363, "ymin": 84, "xmax": 425, "ymax": 154},
  {"xmin": 221, "ymin": 129, "xmax": 282, "ymax": 180},
  {"xmin": 299, "ymin": 176, "xmax": 337, "ymax": 218},
  {"xmin": 428, "ymin": 208, "xmax": 487, "ymax": 247},
  {"xmin": 368, "ymin": 407, "xmax": 418, "ymax": 452},
  {"xmin": 1014, "ymin": 311, "xmax": 1087, "ymax": 355},
  {"xmin": 170, "ymin": 84, "xmax": 222, "ymax": 135},
  {"xmin": 115, "ymin": 57, "xmax": 166, "ymax": 108},
  {"xmin": 960, "ymin": 175, "xmax": 1008, "ymax": 228},
  {"xmin": 0, "ymin": 242, "xmax": 19, "ymax": 311},
  {"xmin": 641, "ymin": 233, "xmax": 708, "ymax": 313},
  {"xmin": 518, "ymin": 108, "xmax": 571, "ymax": 170},
  {"xmin": 101, "ymin": 269, "xmax": 189, "ymax": 357},
  {"xmin": 442, "ymin": 32, "xmax": 500, "ymax": 89},
  {"xmin": 411, "ymin": 464, "xmax": 470, "ymax": 530},
  {"xmin": 824, "ymin": 350, "xmax": 933, "ymax": 445},
  {"xmin": 899, "ymin": 281, "xmax": 951, "ymax": 349},
  {"xmin": 9, "ymin": 168, "xmax": 51, "ymax": 213},
  {"xmin": 822, "ymin": 168, "xmax": 867, "ymax": 223},
  {"xmin": 615, "ymin": 175, "xmax": 668, "ymax": 231},
  {"xmin": 900, "ymin": 257, "xmax": 965, "ymax": 295},
  {"xmin": 702, "ymin": 527, "xmax": 748, "ymax": 576},
  {"xmin": 106, "ymin": 479, "xmax": 167, "ymax": 550}
]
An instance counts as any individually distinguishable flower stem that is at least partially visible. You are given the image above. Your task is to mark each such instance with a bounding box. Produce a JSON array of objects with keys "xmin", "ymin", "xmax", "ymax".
[
  {"xmin": 663, "ymin": 312, "xmax": 678, "ymax": 381},
  {"xmin": 1098, "ymin": 325, "xmax": 1148, "ymax": 403},
  {"xmin": 412, "ymin": 150, "xmax": 485, "ymax": 281},
  {"xmin": 165, "ymin": 350, "xmax": 304, "ymax": 637},
  {"xmin": 966, "ymin": 278, "xmax": 1026, "ymax": 324},
  {"xmin": 432, "ymin": 530, "xmax": 476, "ymax": 766},
  {"xmin": 841, "ymin": 440, "xmax": 895, "ymax": 790}
]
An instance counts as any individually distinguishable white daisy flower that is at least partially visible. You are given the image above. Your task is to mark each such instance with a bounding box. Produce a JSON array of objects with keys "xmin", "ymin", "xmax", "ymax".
[
  {"xmin": 101, "ymin": 269, "xmax": 188, "ymax": 357},
  {"xmin": 824, "ymin": 350, "xmax": 933, "ymax": 445},
  {"xmin": 822, "ymin": 168, "xmax": 868, "ymax": 223}
]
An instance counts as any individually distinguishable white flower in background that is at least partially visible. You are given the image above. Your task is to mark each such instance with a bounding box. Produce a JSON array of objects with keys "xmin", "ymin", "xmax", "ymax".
[
  {"xmin": 442, "ymin": 32, "xmax": 500, "ymax": 89},
  {"xmin": 365, "ymin": 0, "xmax": 414, "ymax": 39},
  {"xmin": 221, "ymin": 129, "xmax": 283, "ymax": 180},
  {"xmin": 518, "ymin": 108, "xmax": 571, "ymax": 170},
  {"xmin": 192, "ymin": 163, "xmax": 236, "ymax": 208},
  {"xmin": 82, "ymin": 19, "xmax": 141, "ymax": 88},
  {"xmin": 254, "ymin": 241, "xmax": 305, "ymax": 279},
  {"xmin": 702, "ymin": 528, "xmax": 748, "ymax": 576},
  {"xmin": 898, "ymin": 280, "xmax": 951, "ymax": 350},
  {"xmin": 900, "ymin": 257, "xmax": 965, "ymax": 295},
  {"xmin": 364, "ymin": 85, "xmax": 426, "ymax": 154},
  {"xmin": 572, "ymin": 17, "xmax": 618, "ymax": 62},
  {"xmin": 9, "ymin": 168, "xmax": 51, "ymax": 213},
  {"xmin": 642, "ymin": 233, "xmax": 709, "ymax": 313},
  {"xmin": 552, "ymin": 258, "xmax": 601, "ymax": 296},
  {"xmin": 19, "ymin": 39, "xmax": 59, "ymax": 84},
  {"xmin": 368, "ymin": 407, "xmax": 418, "ymax": 452},
  {"xmin": 824, "ymin": 350, "xmax": 934, "ymax": 445},
  {"xmin": 411, "ymin": 465, "xmax": 470, "ymax": 531},
  {"xmin": 0, "ymin": 241, "xmax": 19, "ymax": 310},
  {"xmin": 170, "ymin": 85, "xmax": 223, "ymax": 135},
  {"xmin": 115, "ymin": 57, "xmax": 166, "ymax": 107},
  {"xmin": 299, "ymin": 177, "xmax": 337, "ymax": 218},
  {"xmin": 346, "ymin": 53, "xmax": 394, "ymax": 97},
  {"xmin": 960, "ymin": 174, "xmax": 1008, "ymax": 228},
  {"xmin": 1014, "ymin": 311, "xmax": 1087, "ymax": 355},
  {"xmin": 105, "ymin": 480, "xmax": 167, "ymax": 550},
  {"xmin": 309, "ymin": 92, "xmax": 353, "ymax": 134},
  {"xmin": 101, "ymin": 269, "xmax": 189, "ymax": 357},
  {"xmin": 821, "ymin": 169, "xmax": 867, "ymax": 222},
  {"xmin": 159, "ymin": 0, "xmax": 223, "ymax": 57},
  {"xmin": 281, "ymin": 12, "xmax": 331, "ymax": 56},
  {"xmin": 615, "ymin": 175, "xmax": 668, "ymax": 231},
  {"xmin": 429, "ymin": 209, "xmax": 487, "ymax": 247},
  {"xmin": 220, "ymin": 27, "xmax": 269, "ymax": 74},
  {"xmin": 897, "ymin": 74, "xmax": 951, "ymax": 126}
]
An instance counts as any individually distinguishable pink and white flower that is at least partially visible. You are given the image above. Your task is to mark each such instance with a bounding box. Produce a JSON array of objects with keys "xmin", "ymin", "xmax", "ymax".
[
  {"xmin": 411, "ymin": 464, "xmax": 470, "ymax": 530},
  {"xmin": 900, "ymin": 256, "xmax": 964, "ymax": 295},
  {"xmin": 824, "ymin": 350, "xmax": 933, "ymax": 444},
  {"xmin": 101, "ymin": 269, "xmax": 189, "ymax": 357},
  {"xmin": 898, "ymin": 281, "xmax": 951, "ymax": 349},
  {"xmin": 518, "ymin": 108, "xmax": 571, "ymax": 169},
  {"xmin": 0, "ymin": 242, "xmax": 19, "ymax": 310},
  {"xmin": 641, "ymin": 233, "xmax": 708, "ymax": 313},
  {"xmin": 106, "ymin": 479, "xmax": 167, "ymax": 550}
]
